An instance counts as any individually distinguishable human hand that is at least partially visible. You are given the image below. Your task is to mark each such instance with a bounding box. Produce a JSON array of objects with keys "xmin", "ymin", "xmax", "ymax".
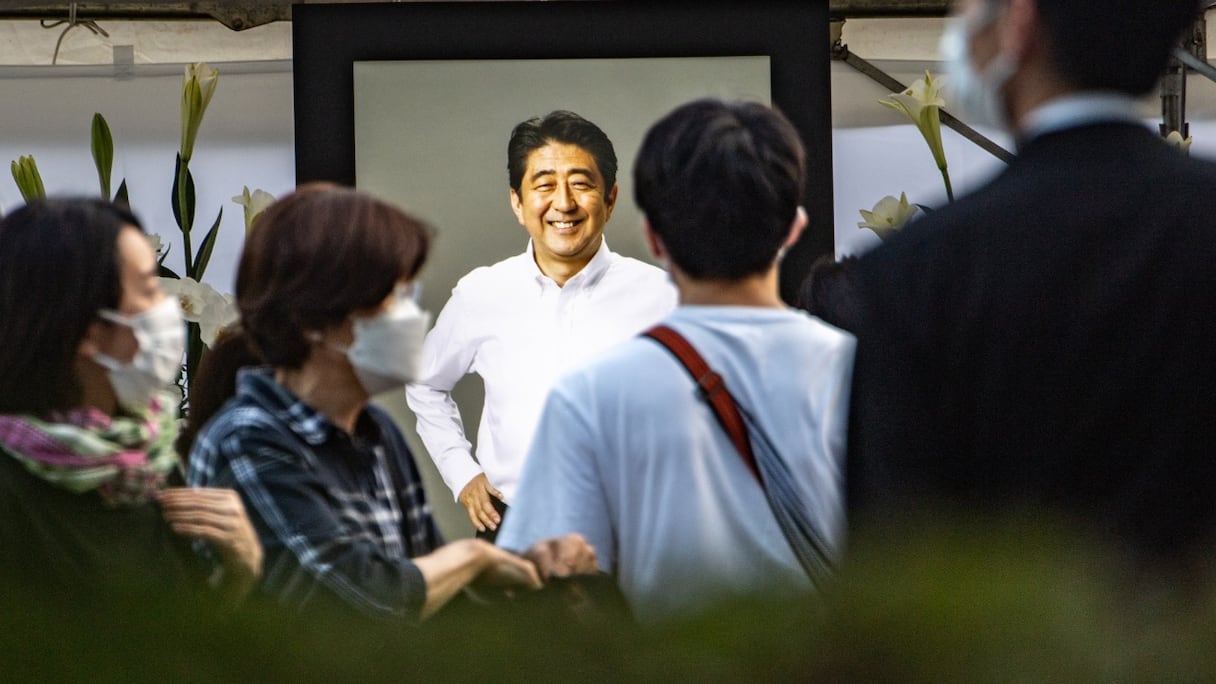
[
  {"xmin": 473, "ymin": 540, "xmax": 543, "ymax": 591},
  {"xmin": 458, "ymin": 473, "xmax": 504, "ymax": 532},
  {"xmin": 158, "ymin": 487, "xmax": 263, "ymax": 595},
  {"xmin": 523, "ymin": 533, "xmax": 597, "ymax": 581}
]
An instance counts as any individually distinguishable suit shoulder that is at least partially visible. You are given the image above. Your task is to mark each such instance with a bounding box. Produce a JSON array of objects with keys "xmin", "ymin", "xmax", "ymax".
[{"xmin": 1179, "ymin": 153, "xmax": 1216, "ymax": 184}]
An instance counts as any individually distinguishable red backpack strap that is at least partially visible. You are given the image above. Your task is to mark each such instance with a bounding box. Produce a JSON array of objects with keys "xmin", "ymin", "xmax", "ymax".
[{"xmin": 642, "ymin": 325, "xmax": 762, "ymax": 485}]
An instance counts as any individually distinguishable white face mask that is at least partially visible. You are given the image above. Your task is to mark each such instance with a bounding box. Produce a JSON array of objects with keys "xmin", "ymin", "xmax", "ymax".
[
  {"xmin": 93, "ymin": 297, "xmax": 186, "ymax": 412},
  {"xmin": 940, "ymin": 5, "xmax": 1017, "ymax": 132},
  {"xmin": 337, "ymin": 286, "xmax": 432, "ymax": 397}
]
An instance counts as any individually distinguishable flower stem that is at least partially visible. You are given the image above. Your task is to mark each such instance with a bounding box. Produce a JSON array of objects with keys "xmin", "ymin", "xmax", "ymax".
[{"xmin": 940, "ymin": 165, "xmax": 955, "ymax": 203}]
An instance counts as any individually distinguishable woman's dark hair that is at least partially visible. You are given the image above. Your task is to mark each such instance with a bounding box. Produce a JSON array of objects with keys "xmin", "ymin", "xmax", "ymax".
[
  {"xmin": 236, "ymin": 183, "xmax": 432, "ymax": 369},
  {"xmin": 0, "ymin": 199, "xmax": 144, "ymax": 416},
  {"xmin": 175, "ymin": 327, "xmax": 259, "ymax": 461}
]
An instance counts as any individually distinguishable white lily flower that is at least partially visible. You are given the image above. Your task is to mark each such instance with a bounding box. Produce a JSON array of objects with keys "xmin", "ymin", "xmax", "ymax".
[
  {"xmin": 146, "ymin": 233, "xmax": 164, "ymax": 260},
  {"xmin": 161, "ymin": 276, "xmax": 209, "ymax": 319},
  {"xmin": 885, "ymin": 71, "xmax": 947, "ymax": 115},
  {"xmin": 180, "ymin": 62, "xmax": 219, "ymax": 163},
  {"xmin": 198, "ymin": 293, "xmax": 239, "ymax": 348},
  {"xmin": 881, "ymin": 71, "xmax": 955, "ymax": 202},
  {"xmin": 232, "ymin": 186, "xmax": 276, "ymax": 238},
  {"xmin": 881, "ymin": 71, "xmax": 948, "ymax": 170},
  {"xmin": 160, "ymin": 276, "xmax": 239, "ymax": 347},
  {"xmin": 858, "ymin": 193, "xmax": 920, "ymax": 240},
  {"xmin": 1164, "ymin": 130, "xmax": 1193, "ymax": 154}
]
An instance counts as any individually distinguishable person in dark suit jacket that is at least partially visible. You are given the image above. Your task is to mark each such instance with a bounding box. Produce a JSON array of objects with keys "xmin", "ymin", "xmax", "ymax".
[{"xmin": 847, "ymin": 0, "xmax": 1216, "ymax": 571}]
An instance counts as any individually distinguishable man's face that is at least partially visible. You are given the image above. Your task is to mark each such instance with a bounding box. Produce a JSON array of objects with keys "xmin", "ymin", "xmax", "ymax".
[
  {"xmin": 510, "ymin": 142, "xmax": 618, "ymax": 273},
  {"xmin": 97, "ymin": 227, "xmax": 166, "ymax": 364}
]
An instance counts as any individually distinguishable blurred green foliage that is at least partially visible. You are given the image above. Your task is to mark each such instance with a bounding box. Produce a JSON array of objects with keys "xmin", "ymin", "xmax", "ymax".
[{"xmin": 3, "ymin": 517, "xmax": 1214, "ymax": 681}]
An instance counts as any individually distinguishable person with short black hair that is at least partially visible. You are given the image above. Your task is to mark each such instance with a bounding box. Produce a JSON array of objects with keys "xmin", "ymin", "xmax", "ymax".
[
  {"xmin": 496, "ymin": 99, "xmax": 856, "ymax": 623},
  {"xmin": 847, "ymin": 0, "xmax": 1216, "ymax": 568},
  {"xmin": 407, "ymin": 111, "xmax": 676, "ymax": 539},
  {"xmin": 0, "ymin": 198, "xmax": 261, "ymax": 605}
]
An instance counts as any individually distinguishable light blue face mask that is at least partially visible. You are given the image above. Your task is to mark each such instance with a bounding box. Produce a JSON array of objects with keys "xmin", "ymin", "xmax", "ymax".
[{"xmin": 940, "ymin": 4, "xmax": 1018, "ymax": 132}]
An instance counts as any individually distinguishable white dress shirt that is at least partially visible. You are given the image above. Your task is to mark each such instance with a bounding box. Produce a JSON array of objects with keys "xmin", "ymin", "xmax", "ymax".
[
  {"xmin": 1021, "ymin": 92, "xmax": 1143, "ymax": 142},
  {"xmin": 406, "ymin": 238, "xmax": 677, "ymax": 503}
]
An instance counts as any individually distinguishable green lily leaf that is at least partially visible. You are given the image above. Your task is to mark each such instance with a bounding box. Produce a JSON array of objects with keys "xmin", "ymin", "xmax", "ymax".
[
  {"xmin": 171, "ymin": 154, "xmax": 197, "ymax": 232},
  {"xmin": 91, "ymin": 112, "xmax": 114, "ymax": 200},
  {"xmin": 192, "ymin": 208, "xmax": 223, "ymax": 278},
  {"xmin": 113, "ymin": 178, "xmax": 130, "ymax": 208},
  {"xmin": 158, "ymin": 263, "xmax": 181, "ymax": 280}
]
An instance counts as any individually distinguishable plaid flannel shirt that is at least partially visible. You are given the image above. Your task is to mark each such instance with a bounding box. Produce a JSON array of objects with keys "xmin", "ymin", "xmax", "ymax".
[{"xmin": 188, "ymin": 368, "xmax": 442, "ymax": 619}]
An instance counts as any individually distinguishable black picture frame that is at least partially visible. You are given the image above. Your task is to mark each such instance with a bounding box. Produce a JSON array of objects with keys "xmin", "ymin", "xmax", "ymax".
[{"xmin": 293, "ymin": 0, "xmax": 833, "ymax": 302}]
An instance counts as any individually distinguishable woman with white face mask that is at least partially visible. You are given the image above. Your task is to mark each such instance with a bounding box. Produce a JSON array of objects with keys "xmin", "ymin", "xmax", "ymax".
[
  {"xmin": 186, "ymin": 185, "xmax": 584, "ymax": 621},
  {"xmin": 0, "ymin": 199, "xmax": 262, "ymax": 607}
]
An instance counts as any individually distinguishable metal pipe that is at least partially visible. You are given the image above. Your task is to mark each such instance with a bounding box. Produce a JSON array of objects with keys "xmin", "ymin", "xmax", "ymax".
[
  {"xmin": 833, "ymin": 41, "xmax": 1015, "ymax": 164},
  {"xmin": 0, "ymin": 0, "xmax": 955, "ymax": 31},
  {"xmin": 828, "ymin": 0, "xmax": 950, "ymax": 18}
]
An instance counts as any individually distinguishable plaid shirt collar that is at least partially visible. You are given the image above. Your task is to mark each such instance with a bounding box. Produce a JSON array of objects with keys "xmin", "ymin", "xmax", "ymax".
[{"xmin": 235, "ymin": 367, "xmax": 340, "ymax": 447}]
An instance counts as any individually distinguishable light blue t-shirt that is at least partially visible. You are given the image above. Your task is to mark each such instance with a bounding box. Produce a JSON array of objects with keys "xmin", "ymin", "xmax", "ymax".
[{"xmin": 497, "ymin": 306, "xmax": 856, "ymax": 623}]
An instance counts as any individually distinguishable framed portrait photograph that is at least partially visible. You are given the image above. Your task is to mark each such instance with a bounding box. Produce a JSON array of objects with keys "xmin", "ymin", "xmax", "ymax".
[
  {"xmin": 293, "ymin": 0, "xmax": 833, "ymax": 303},
  {"xmin": 293, "ymin": 1, "xmax": 833, "ymax": 535}
]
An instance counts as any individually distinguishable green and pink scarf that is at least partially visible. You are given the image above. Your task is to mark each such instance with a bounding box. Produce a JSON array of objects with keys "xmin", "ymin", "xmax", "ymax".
[{"xmin": 0, "ymin": 392, "xmax": 179, "ymax": 507}]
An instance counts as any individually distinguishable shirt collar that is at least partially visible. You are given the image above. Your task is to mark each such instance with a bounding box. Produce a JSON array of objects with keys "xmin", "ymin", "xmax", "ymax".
[
  {"xmin": 523, "ymin": 236, "xmax": 614, "ymax": 289},
  {"xmin": 1021, "ymin": 92, "xmax": 1145, "ymax": 142},
  {"xmin": 236, "ymin": 366, "xmax": 336, "ymax": 446}
]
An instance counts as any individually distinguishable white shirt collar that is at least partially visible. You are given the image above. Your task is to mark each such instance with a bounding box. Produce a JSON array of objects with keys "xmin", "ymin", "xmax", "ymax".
[
  {"xmin": 524, "ymin": 236, "xmax": 614, "ymax": 289},
  {"xmin": 1021, "ymin": 92, "xmax": 1146, "ymax": 142}
]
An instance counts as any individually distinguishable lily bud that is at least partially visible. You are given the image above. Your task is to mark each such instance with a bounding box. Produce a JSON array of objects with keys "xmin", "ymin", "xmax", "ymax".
[
  {"xmin": 10, "ymin": 155, "xmax": 46, "ymax": 202},
  {"xmin": 180, "ymin": 62, "xmax": 219, "ymax": 163}
]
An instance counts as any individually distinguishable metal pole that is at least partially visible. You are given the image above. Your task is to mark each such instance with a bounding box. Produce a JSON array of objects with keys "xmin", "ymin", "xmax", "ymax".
[
  {"xmin": 1161, "ymin": 13, "xmax": 1208, "ymax": 137},
  {"xmin": 832, "ymin": 39, "xmax": 1015, "ymax": 164}
]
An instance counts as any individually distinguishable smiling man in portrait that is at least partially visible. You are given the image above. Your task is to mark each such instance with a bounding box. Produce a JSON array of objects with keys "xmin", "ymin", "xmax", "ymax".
[{"xmin": 407, "ymin": 111, "xmax": 677, "ymax": 540}]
